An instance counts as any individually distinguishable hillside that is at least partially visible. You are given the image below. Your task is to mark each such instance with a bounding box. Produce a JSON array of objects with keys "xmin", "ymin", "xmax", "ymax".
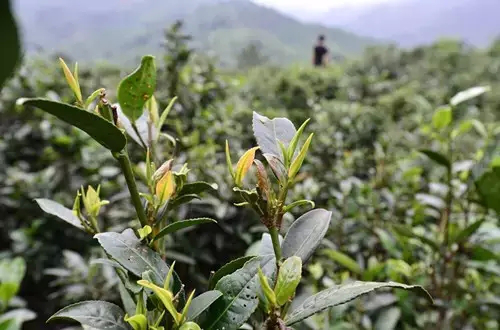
[
  {"xmin": 12, "ymin": 0, "xmax": 376, "ymax": 67},
  {"xmin": 317, "ymin": 0, "xmax": 500, "ymax": 47}
]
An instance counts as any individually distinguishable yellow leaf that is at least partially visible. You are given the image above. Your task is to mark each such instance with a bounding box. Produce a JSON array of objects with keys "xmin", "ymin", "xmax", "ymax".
[
  {"xmin": 137, "ymin": 280, "xmax": 181, "ymax": 325},
  {"xmin": 156, "ymin": 170, "xmax": 175, "ymax": 204},
  {"xmin": 235, "ymin": 147, "xmax": 259, "ymax": 186},
  {"xmin": 59, "ymin": 57, "xmax": 82, "ymax": 103}
]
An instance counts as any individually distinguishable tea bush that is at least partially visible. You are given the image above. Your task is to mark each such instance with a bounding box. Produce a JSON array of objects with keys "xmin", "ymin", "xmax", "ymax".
[{"xmin": 1, "ymin": 2, "xmax": 500, "ymax": 329}]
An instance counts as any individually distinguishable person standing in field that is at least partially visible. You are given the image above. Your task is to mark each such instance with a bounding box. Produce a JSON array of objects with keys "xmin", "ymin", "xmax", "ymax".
[{"xmin": 313, "ymin": 34, "xmax": 329, "ymax": 67}]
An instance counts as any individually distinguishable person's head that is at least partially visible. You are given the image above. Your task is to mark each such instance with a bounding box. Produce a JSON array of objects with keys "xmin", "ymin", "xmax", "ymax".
[{"xmin": 318, "ymin": 34, "xmax": 325, "ymax": 45}]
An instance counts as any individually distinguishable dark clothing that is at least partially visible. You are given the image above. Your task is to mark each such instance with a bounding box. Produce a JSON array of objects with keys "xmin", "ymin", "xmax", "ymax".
[{"xmin": 314, "ymin": 45, "xmax": 328, "ymax": 66}]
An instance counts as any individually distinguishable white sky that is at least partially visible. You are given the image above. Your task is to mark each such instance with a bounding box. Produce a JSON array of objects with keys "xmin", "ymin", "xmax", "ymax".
[{"xmin": 255, "ymin": 0, "xmax": 399, "ymax": 11}]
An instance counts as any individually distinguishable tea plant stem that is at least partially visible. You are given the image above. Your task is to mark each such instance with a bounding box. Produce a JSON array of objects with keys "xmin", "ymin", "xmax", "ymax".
[
  {"xmin": 269, "ymin": 226, "xmax": 282, "ymax": 261},
  {"xmin": 114, "ymin": 151, "xmax": 148, "ymax": 227}
]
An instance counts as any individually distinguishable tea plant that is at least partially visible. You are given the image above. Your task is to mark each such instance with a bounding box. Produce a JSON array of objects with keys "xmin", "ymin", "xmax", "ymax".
[{"xmin": 18, "ymin": 54, "xmax": 431, "ymax": 330}]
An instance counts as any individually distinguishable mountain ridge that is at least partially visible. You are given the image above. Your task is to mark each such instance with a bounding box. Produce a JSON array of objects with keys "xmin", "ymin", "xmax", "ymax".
[{"xmin": 12, "ymin": 0, "xmax": 376, "ymax": 67}]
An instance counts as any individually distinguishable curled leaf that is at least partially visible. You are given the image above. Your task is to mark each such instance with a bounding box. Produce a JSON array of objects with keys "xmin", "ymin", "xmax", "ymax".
[
  {"xmin": 274, "ymin": 256, "xmax": 302, "ymax": 306},
  {"xmin": 59, "ymin": 57, "xmax": 82, "ymax": 103},
  {"xmin": 137, "ymin": 280, "xmax": 181, "ymax": 325},
  {"xmin": 125, "ymin": 314, "xmax": 148, "ymax": 330},
  {"xmin": 235, "ymin": 147, "xmax": 259, "ymax": 186},
  {"xmin": 156, "ymin": 171, "xmax": 175, "ymax": 204},
  {"xmin": 258, "ymin": 267, "xmax": 277, "ymax": 308}
]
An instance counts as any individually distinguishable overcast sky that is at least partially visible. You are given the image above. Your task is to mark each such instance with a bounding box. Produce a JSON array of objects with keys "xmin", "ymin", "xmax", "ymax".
[{"xmin": 254, "ymin": 0, "xmax": 400, "ymax": 11}]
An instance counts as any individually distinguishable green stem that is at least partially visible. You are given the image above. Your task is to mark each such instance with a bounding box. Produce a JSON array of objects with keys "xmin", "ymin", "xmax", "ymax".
[
  {"xmin": 269, "ymin": 226, "xmax": 282, "ymax": 262},
  {"xmin": 114, "ymin": 151, "xmax": 148, "ymax": 227}
]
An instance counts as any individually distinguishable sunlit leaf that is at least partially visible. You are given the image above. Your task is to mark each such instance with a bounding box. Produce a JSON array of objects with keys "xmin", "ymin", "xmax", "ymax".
[{"xmin": 450, "ymin": 86, "xmax": 490, "ymax": 107}]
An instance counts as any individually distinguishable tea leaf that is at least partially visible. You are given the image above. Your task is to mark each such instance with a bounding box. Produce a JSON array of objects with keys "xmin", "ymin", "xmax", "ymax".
[
  {"xmin": 274, "ymin": 256, "xmax": 302, "ymax": 306},
  {"xmin": 118, "ymin": 55, "xmax": 157, "ymax": 122},
  {"xmin": 179, "ymin": 322, "xmax": 202, "ymax": 330},
  {"xmin": 208, "ymin": 256, "xmax": 255, "ymax": 290},
  {"xmin": 20, "ymin": 99, "xmax": 126, "ymax": 152},
  {"xmin": 35, "ymin": 198, "xmax": 84, "ymax": 230},
  {"xmin": 475, "ymin": 167, "xmax": 500, "ymax": 214},
  {"xmin": 282, "ymin": 209, "xmax": 332, "ymax": 264},
  {"xmin": 58, "ymin": 58, "xmax": 82, "ymax": 103},
  {"xmin": 450, "ymin": 86, "xmax": 490, "ymax": 107},
  {"xmin": 285, "ymin": 281, "xmax": 432, "ymax": 325},
  {"xmin": 178, "ymin": 181, "xmax": 218, "ymax": 196},
  {"xmin": 235, "ymin": 147, "xmax": 259, "ymax": 186},
  {"xmin": 204, "ymin": 255, "xmax": 276, "ymax": 330},
  {"xmin": 156, "ymin": 170, "xmax": 175, "ymax": 204},
  {"xmin": 432, "ymin": 106, "xmax": 452, "ymax": 130},
  {"xmin": 186, "ymin": 290, "xmax": 223, "ymax": 321},
  {"xmin": 392, "ymin": 224, "xmax": 440, "ymax": 250},
  {"xmin": 322, "ymin": 250, "xmax": 362, "ymax": 275},
  {"xmin": 289, "ymin": 133, "xmax": 314, "ymax": 179},
  {"xmin": 48, "ymin": 301, "xmax": 131, "ymax": 330},
  {"xmin": 258, "ymin": 267, "xmax": 277, "ymax": 307},
  {"xmin": 452, "ymin": 219, "xmax": 485, "ymax": 244},
  {"xmin": 287, "ymin": 118, "xmax": 311, "ymax": 161},
  {"xmin": 252, "ymin": 112, "xmax": 296, "ymax": 161},
  {"xmin": 94, "ymin": 229, "xmax": 181, "ymax": 295},
  {"xmin": 137, "ymin": 280, "xmax": 181, "ymax": 324},
  {"xmin": 418, "ymin": 149, "xmax": 451, "ymax": 169},
  {"xmin": 153, "ymin": 218, "xmax": 217, "ymax": 241}
]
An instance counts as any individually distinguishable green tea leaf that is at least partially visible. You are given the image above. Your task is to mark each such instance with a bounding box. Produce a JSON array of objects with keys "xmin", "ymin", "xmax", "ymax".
[
  {"xmin": 20, "ymin": 99, "xmax": 126, "ymax": 152},
  {"xmin": 48, "ymin": 301, "xmax": 131, "ymax": 330},
  {"xmin": 208, "ymin": 256, "xmax": 255, "ymax": 290},
  {"xmin": 392, "ymin": 224, "xmax": 439, "ymax": 251},
  {"xmin": 252, "ymin": 112, "xmax": 296, "ymax": 162},
  {"xmin": 450, "ymin": 86, "xmax": 490, "ymax": 107},
  {"xmin": 58, "ymin": 58, "xmax": 82, "ymax": 103},
  {"xmin": 475, "ymin": 167, "xmax": 500, "ymax": 214},
  {"xmin": 0, "ymin": 0, "xmax": 21, "ymax": 90},
  {"xmin": 285, "ymin": 281, "xmax": 432, "ymax": 325},
  {"xmin": 322, "ymin": 250, "xmax": 362, "ymax": 275},
  {"xmin": 274, "ymin": 256, "xmax": 302, "ymax": 306},
  {"xmin": 432, "ymin": 106, "xmax": 452, "ymax": 130},
  {"xmin": 118, "ymin": 55, "xmax": 157, "ymax": 122},
  {"xmin": 204, "ymin": 255, "xmax": 276, "ymax": 330},
  {"xmin": 178, "ymin": 181, "xmax": 218, "ymax": 196},
  {"xmin": 186, "ymin": 290, "xmax": 223, "ymax": 321},
  {"xmin": 153, "ymin": 218, "xmax": 217, "ymax": 241},
  {"xmin": 452, "ymin": 219, "xmax": 485, "ymax": 244},
  {"xmin": 283, "ymin": 200, "xmax": 315, "ymax": 213},
  {"xmin": 282, "ymin": 209, "xmax": 332, "ymax": 264},
  {"xmin": 287, "ymin": 118, "xmax": 311, "ymax": 161},
  {"xmin": 258, "ymin": 267, "xmax": 277, "ymax": 307},
  {"xmin": 179, "ymin": 322, "xmax": 201, "ymax": 330},
  {"xmin": 35, "ymin": 198, "xmax": 84, "ymax": 230},
  {"xmin": 418, "ymin": 149, "xmax": 451, "ymax": 169},
  {"xmin": 94, "ymin": 229, "xmax": 182, "ymax": 296},
  {"xmin": 289, "ymin": 133, "xmax": 313, "ymax": 179},
  {"xmin": 471, "ymin": 246, "xmax": 498, "ymax": 261},
  {"xmin": 0, "ymin": 258, "xmax": 26, "ymax": 305}
]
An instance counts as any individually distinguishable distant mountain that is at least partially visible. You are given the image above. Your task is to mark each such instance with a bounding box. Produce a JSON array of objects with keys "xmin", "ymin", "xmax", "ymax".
[
  {"xmin": 317, "ymin": 0, "xmax": 500, "ymax": 47},
  {"xmin": 12, "ymin": 0, "xmax": 376, "ymax": 67}
]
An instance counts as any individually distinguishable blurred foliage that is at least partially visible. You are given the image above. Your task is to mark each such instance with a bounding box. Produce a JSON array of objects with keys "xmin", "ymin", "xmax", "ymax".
[{"xmin": 1, "ymin": 20, "xmax": 500, "ymax": 329}]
